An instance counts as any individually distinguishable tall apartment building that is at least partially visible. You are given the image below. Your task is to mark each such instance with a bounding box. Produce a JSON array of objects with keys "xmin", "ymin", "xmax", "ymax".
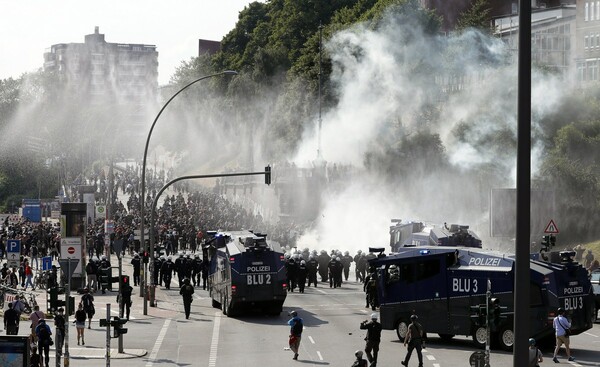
[
  {"xmin": 43, "ymin": 27, "xmax": 158, "ymax": 136},
  {"xmin": 575, "ymin": 0, "xmax": 600, "ymax": 82}
]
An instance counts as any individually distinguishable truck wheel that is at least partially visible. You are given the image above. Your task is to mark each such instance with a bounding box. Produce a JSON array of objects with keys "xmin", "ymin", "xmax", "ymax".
[
  {"xmin": 497, "ymin": 326, "xmax": 514, "ymax": 351},
  {"xmin": 472, "ymin": 327, "xmax": 487, "ymax": 349},
  {"xmin": 396, "ymin": 320, "xmax": 409, "ymax": 342}
]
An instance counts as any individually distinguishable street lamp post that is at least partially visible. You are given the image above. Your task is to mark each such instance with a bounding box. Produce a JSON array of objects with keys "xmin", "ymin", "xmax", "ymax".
[{"xmin": 140, "ymin": 70, "xmax": 237, "ymax": 315}]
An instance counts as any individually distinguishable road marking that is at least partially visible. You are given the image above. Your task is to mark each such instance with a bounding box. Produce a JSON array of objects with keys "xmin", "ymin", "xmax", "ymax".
[
  {"xmin": 308, "ymin": 336, "xmax": 315, "ymax": 344},
  {"xmin": 315, "ymin": 288, "xmax": 327, "ymax": 294},
  {"xmin": 583, "ymin": 331, "xmax": 598, "ymax": 337},
  {"xmin": 208, "ymin": 311, "xmax": 222, "ymax": 367},
  {"xmin": 316, "ymin": 351, "xmax": 323, "ymax": 361},
  {"xmin": 145, "ymin": 318, "xmax": 171, "ymax": 367},
  {"xmin": 433, "ymin": 364, "xmax": 440, "ymax": 367},
  {"xmin": 97, "ymin": 307, "xmax": 137, "ymax": 320},
  {"xmin": 426, "ymin": 354, "xmax": 436, "ymax": 360}
]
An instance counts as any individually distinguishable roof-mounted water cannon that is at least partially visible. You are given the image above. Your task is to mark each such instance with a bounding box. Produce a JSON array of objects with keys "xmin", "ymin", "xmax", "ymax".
[
  {"xmin": 559, "ymin": 250, "xmax": 576, "ymax": 263},
  {"xmin": 369, "ymin": 247, "xmax": 386, "ymax": 258}
]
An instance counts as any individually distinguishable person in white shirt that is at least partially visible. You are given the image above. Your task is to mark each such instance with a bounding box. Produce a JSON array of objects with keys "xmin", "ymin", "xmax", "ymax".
[{"xmin": 552, "ymin": 308, "xmax": 574, "ymax": 363}]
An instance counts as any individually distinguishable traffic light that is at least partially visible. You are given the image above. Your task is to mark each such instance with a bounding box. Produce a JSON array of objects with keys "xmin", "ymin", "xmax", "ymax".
[
  {"xmin": 48, "ymin": 287, "xmax": 65, "ymax": 312},
  {"xmin": 264, "ymin": 165, "xmax": 271, "ymax": 185},
  {"xmin": 549, "ymin": 234, "xmax": 556, "ymax": 247},
  {"xmin": 142, "ymin": 250, "xmax": 149, "ymax": 264},
  {"xmin": 99, "ymin": 317, "xmax": 128, "ymax": 338},
  {"xmin": 541, "ymin": 235, "xmax": 551, "ymax": 252},
  {"xmin": 120, "ymin": 275, "xmax": 130, "ymax": 287},
  {"xmin": 112, "ymin": 317, "xmax": 128, "ymax": 338},
  {"xmin": 470, "ymin": 304, "xmax": 486, "ymax": 327},
  {"xmin": 489, "ymin": 297, "xmax": 507, "ymax": 330}
]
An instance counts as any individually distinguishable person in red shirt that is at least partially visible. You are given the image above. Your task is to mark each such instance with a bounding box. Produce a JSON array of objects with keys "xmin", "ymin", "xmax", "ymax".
[{"xmin": 24, "ymin": 260, "xmax": 35, "ymax": 290}]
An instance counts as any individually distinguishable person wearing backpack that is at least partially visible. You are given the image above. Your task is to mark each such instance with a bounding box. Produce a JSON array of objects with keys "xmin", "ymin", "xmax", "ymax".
[
  {"xmin": 528, "ymin": 338, "xmax": 543, "ymax": 367},
  {"xmin": 401, "ymin": 314, "xmax": 424, "ymax": 367},
  {"xmin": 35, "ymin": 318, "xmax": 52, "ymax": 367},
  {"xmin": 85, "ymin": 258, "xmax": 98, "ymax": 293},
  {"xmin": 287, "ymin": 310, "xmax": 304, "ymax": 360}
]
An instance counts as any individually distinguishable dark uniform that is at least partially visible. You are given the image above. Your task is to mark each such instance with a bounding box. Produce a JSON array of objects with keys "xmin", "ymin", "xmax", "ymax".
[
  {"xmin": 130, "ymin": 254, "xmax": 141, "ymax": 286},
  {"xmin": 317, "ymin": 251, "xmax": 331, "ymax": 282},
  {"xmin": 360, "ymin": 315, "xmax": 382, "ymax": 366},
  {"xmin": 286, "ymin": 258, "xmax": 298, "ymax": 292},
  {"xmin": 153, "ymin": 256, "xmax": 162, "ymax": 286},
  {"xmin": 341, "ymin": 253, "xmax": 353, "ymax": 281},
  {"xmin": 192, "ymin": 255, "xmax": 203, "ymax": 287},
  {"xmin": 119, "ymin": 283, "xmax": 133, "ymax": 319},
  {"xmin": 174, "ymin": 254, "xmax": 185, "ymax": 286},
  {"xmin": 179, "ymin": 279, "xmax": 195, "ymax": 319},
  {"xmin": 161, "ymin": 258, "xmax": 175, "ymax": 289},
  {"xmin": 306, "ymin": 257, "xmax": 318, "ymax": 287},
  {"xmin": 3, "ymin": 303, "xmax": 20, "ymax": 335},
  {"xmin": 297, "ymin": 261, "xmax": 308, "ymax": 293},
  {"xmin": 328, "ymin": 258, "xmax": 343, "ymax": 288}
]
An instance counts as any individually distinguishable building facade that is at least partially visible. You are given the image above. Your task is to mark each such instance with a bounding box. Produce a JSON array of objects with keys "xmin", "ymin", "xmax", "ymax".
[
  {"xmin": 575, "ymin": 0, "xmax": 600, "ymax": 82},
  {"xmin": 43, "ymin": 27, "xmax": 158, "ymax": 136}
]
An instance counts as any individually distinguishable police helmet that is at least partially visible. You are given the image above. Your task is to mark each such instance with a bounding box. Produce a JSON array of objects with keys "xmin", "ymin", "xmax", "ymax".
[
  {"xmin": 529, "ymin": 338, "xmax": 536, "ymax": 346},
  {"xmin": 179, "ymin": 252, "xmax": 184, "ymax": 257},
  {"xmin": 410, "ymin": 314, "xmax": 418, "ymax": 321},
  {"xmin": 300, "ymin": 260, "xmax": 306, "ymax": 265},
  {"xmin": 371, "ymin": 313, "xmax": 378, "ymax": 320},
  {"xmin": 336, "ymin": 257, "xmax": 340, "ymax": 261},
  {"xmin": 101, "ymin": 255, "xmax": 107, "ymax": 260},
  {"xmin": 320, "ymin": 250, "xmax": 326, "ymax": 254},
  {"xmin": 355, "ymin": 350, "xmax": 363, "ymax": 358},
  {"xmin": 290, "ymin": 310, "xmax": 298, "ymax": 317},
  {"xmin": 357, "ymin": 250, "xmax": 362, "ymax": 254},
  {"xmin": 344, "ymin": 251, "xmax": 349, "ymax": 256},
  {"xmin": 309, "ymin": 255, "xmax": 314, "ymax": 260}
]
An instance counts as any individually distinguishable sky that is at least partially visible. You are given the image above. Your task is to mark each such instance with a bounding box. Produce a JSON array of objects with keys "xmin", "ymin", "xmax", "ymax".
[{"xmin": 0, "ymin": 0, "xmax": 260, "ymax": 85}]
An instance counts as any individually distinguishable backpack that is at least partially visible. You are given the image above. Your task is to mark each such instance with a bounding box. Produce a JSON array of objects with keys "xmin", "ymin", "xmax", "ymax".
[
  {"xmin": 291, "ymin": 319, "xmax": 303, "ymax": 336},
  {"xmin": 37, "ymin": 324, "xmax": 50, "ymax": 342}
]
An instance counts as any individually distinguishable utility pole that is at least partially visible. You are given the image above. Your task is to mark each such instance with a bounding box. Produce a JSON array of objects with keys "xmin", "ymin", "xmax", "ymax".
[{"xmin": 105, "ymin": 304, "xmax": 111, "ymax": 367}]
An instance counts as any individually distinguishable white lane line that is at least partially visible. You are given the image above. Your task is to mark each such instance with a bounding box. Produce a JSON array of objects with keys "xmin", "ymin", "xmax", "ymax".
[
  {"xmin": 426, "ymin": 354, "xmax": 436, "ymax": 360},
  {"xmin": 208, "ymin": 311, "xmax": 222, "ymax": 367},
  {"xmin": 583, "ymin": 331, "xmax": 598, "ymax": 337},
  {"xmin": 145, "ymin": 318, "xmax": 171, "ymax": 367},
  {"xmin": 316, "ymin": 351, "xmax": 323, "ymax": 361},
  {"xmin": 433, "ymin": 364, "xmax": 440, "ymax": 367},
  {"xmin": 315, "ymin": 288, "xmax": 327, "ymax": 294},
  {"xmin": 308, "ymin": 336, "xmax": 315, "ymax": 344}
]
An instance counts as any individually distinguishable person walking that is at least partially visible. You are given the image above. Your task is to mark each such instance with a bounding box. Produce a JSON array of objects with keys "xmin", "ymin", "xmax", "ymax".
[
  {"xmin": 24, "ymin": 260, "xmax": 35, "ymax": 290},
  {"xmin": 131, "ymin": 253, "xmax": 141, "ymax": 286},
  {"xmin": 179, "ymin": 278, "xmax": 194, "ymax": 319},
  {"xmin": 552, "ymin": 308, "xmax": 575, "ymax": 362},
  {"xmin": 54, "ymin": 307, "xmax": 66, "ymax": 356},
  {"xmin": 529, "ymin": 338, "xmax": 543, "ymax": 367},
  {"xmin": 401, "ymin": 314, "xmax": 424, "ymax": 367},
  {"xmin": 3, "ymin": 302, "xmax": 20, "ymax": 335},
  {"xmin": 35, "ymin": 318, "xmax": 52, "ymax": 367},
  {"xmin": 29, "ymin": 305, "xmax": 45, "ymax": 340},
  {"xmin": 287, "ymin": 310, "xmax": 304, "ymax": 360},
  {"xmin": 351, "ymin": 350, "xmax": 368, "ymax": 367},
  {"xmin": 74, "ymin": 303, "xmax": 87, "ymax": 345},
  {"xmin": 119, "ymin": 280, "xmax": 133, "ymax": 320},
  {"xmin": 85, "ymin": 257, "xmax": 98, "ymax": 292},
  {"xmin": 81, "ymin": 288, "xmax": 95, "ymax": 329},
  {"xmin": 360, "ymin": 313, "xmax": 382, "ymax": 367}
]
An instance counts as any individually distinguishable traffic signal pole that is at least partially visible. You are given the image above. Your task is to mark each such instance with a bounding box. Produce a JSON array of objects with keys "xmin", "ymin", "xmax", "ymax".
[
  {"xmin": 105, "ymin": 304, "xmax": 111, "ymax": 367},
  {"xmin": 64, "ymin": 261, "xmax": 71, "ymax": 367},
  {"xmin": 117, "ymin": 255, "xmax": 124, "ymax": 353}
]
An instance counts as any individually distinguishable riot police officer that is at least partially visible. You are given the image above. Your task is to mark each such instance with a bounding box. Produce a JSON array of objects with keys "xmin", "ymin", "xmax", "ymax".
[
  {"xmin": 130, "ymin": 253, "xmax": 141, "ymax": 286},
  {"xmin": 161, "ymin": 256, "xmax": 175, "ymax": 289},
  {"xmin": 297, "ymin": 260, "xmax": 308, "ymax": 293},
  {"xmin": 317, "ymin": 250, "xmax": 331, "ymax": 282},
  {"xmin": 192, "ymin": 254, "xmax": 203, "ymax": 287},
  {"xmin": 175, "ymin": 252, "xmax": 185, "ymax": 286},
  {"xmin": 306, "ymin": 255, "xmax": 318, "ymax": 287},
  {"xmin": 341, "ymin": 251, "xmax": 353, "ymax": 281}
]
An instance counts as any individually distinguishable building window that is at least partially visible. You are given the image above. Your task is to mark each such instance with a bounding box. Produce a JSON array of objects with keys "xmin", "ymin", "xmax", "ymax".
[
  {"xmin": 585, "ymin": 35, "xmax": 590, "ymax": 50},
  {"xmin": 577, "ymin": 62, "xmax": 585, "ymax": 82},
  {"xmin": 586, "ymin": 2, "xmax": 590, "ymax": 21}
]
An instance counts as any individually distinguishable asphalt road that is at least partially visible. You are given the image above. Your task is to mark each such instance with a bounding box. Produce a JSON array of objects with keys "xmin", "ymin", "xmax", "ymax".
[{"xmin": 5, "ymin": 254, "xmax": 600, "ymax": 366}]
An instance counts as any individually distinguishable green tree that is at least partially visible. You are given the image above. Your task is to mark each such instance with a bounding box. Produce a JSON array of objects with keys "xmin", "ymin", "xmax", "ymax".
[{"xmin": 456, "ymin": 0, "xmax": 492, "ymax": 34}]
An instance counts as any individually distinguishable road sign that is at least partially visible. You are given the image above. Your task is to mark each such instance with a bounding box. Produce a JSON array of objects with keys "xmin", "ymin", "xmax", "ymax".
[
  {"xmin": 42, "ymin": 256, "xmax": 52, "ymax": 271},
  {"xmin": 58, "ymin": 259, "xmax": 80, "ymax": 279},
  {"xmin": 61, "ymin": 237, "xmax": 83, "ymax": 276},
  {"xmin": 544, "ymin": 219, "xmax": 559, "ymax": 234},
  {"xmin": 6, "ymin": 239, "xmax": 21, "ymax": 267}
]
